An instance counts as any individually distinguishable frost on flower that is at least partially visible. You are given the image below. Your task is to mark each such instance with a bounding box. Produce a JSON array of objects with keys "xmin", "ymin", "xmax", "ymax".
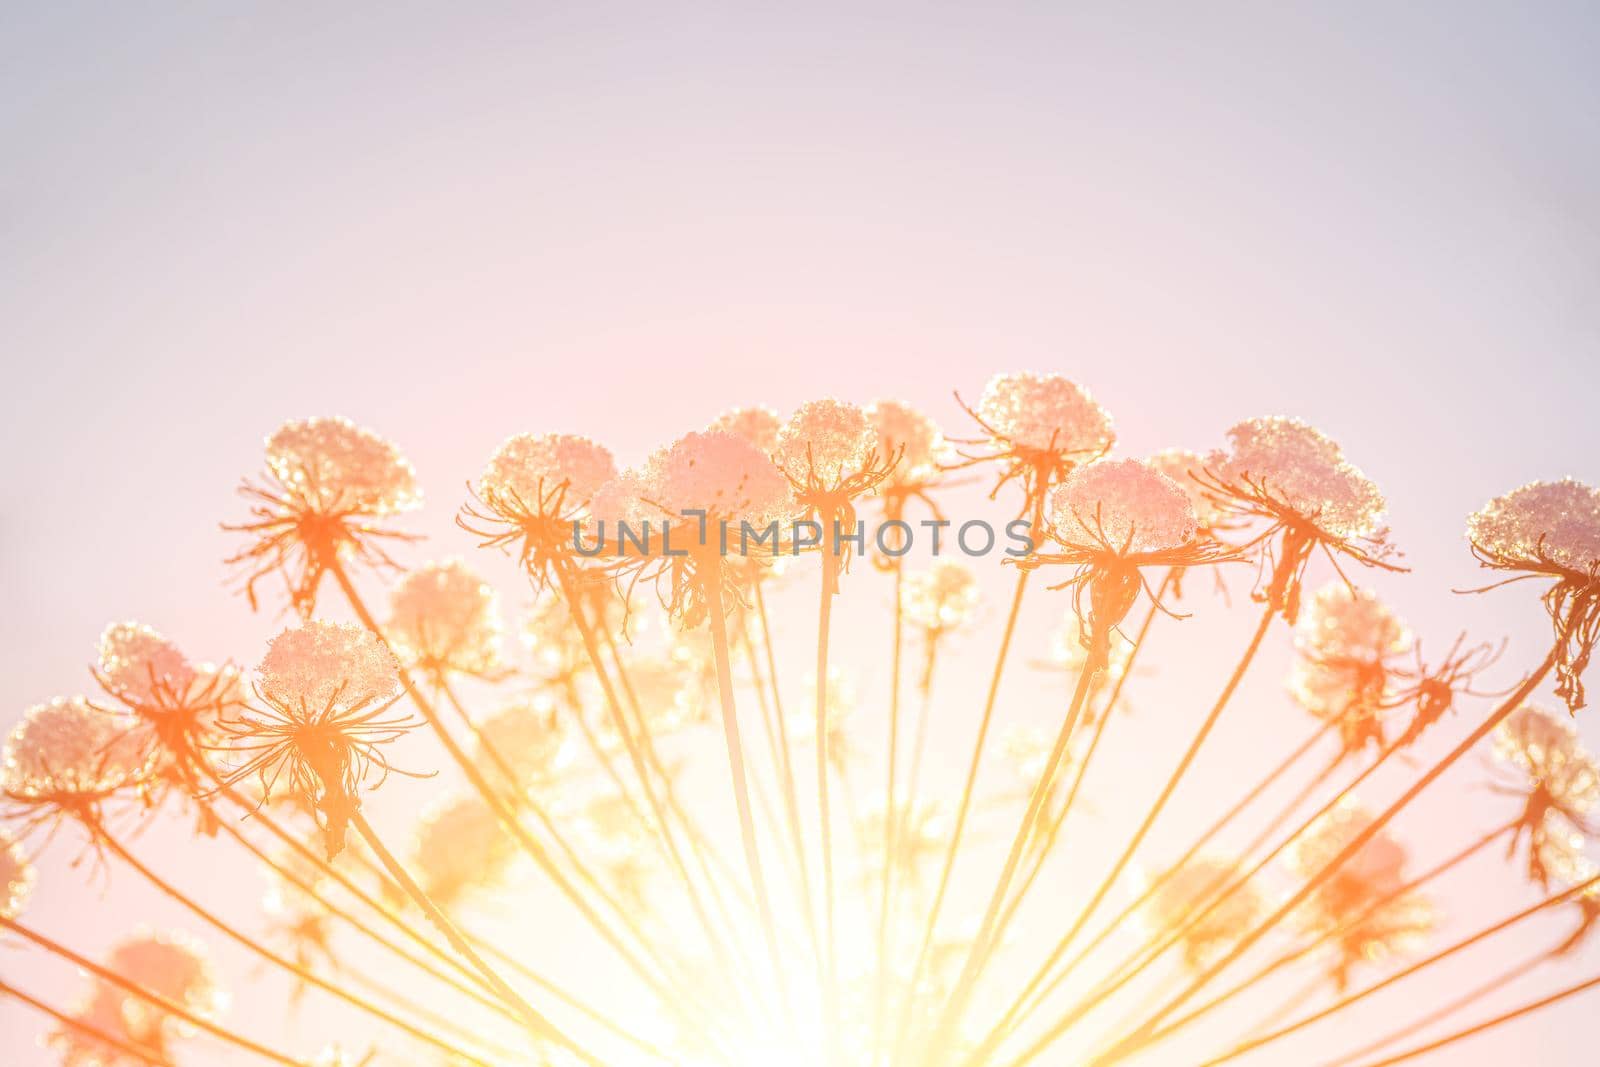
[
  {"xmin": 479, "ymin": 432, "xmax": 617, "ymax": 514},
  {"xmin": 774, "ymin": 398, "xmax": 877, "ymax": 488},
  {"xmin": 1468, "ymin": 478, "xmax": 1600, "ymax": 577},
  {"xmin": 644, "ymin": 431, "xmax": 795, "ymax": 528},
  {"xmin": 266, "ymin": 416, "xmax": 420, "ymax": 515},
  {"xmin": 388, "ymin": 560, "xmax": 503, "ymax": 679},
  {"xmin": 1207, "ymin": 417, "xmax": 1385, "ymax": 541},
  {"xmin": 2, "ymin": 697, "xmax": 152, "ymax": 805},
  {"xmin": 97, "ymin": 622, "xmax": 196, "ymax": 706},
  {"xmin": 1, "ymin": 832, "xmax": 34, "ymax": 919},
  {"xmin": 412, "ymin": 792, "xmax": 513, "ymax": 907},
  {"xmin": 1148, "ymin": 449, "xmax": 1225, "ymax": 530},
  {"xmin": 1467, "ymin": 478, "xmax": 1600, "ymax": 713},
  {"xmin": 710, "ymin": 405, "xmax": 782, "ymax": 455},
  {"xmin": 1049, "ymin": 459, "xmax": 1198, "ymax": 556},
  {"xmin": 904, "ymin": 561, "xmax": 980, "ymax": 632},
  {"xmin": 868, "ymin": 399, "xmax": 945, "ymax": 488},
  {"xmin": 258, "ymin": 621, "xmax": 400, "ymax": 713},
  {"xmin": 975, "ymin": 372, "xmax": 1115, "ymax": 458},
  {"xmin": 1144, "ymin": 857, "xmax": 1264, "ymax": 970}
]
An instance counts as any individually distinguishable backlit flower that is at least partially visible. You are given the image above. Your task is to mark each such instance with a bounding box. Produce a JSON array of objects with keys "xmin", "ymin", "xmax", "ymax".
[
  {"xmin": 388, "ymin": 559, "xmax": 504, "ymax": 680},
  {"xmin": 1148, "ymin": 449, "xmax": 1226, "ymax": 532},
  {"xmin": 710, "ymin": 405, "xmax": 782, "ymax": 455},
  {"xmin": 1494, "ymin": 704, "xmax": 1600, "ymax": 887},
  {"xmin": 222, "ymin": 622, "xmax": 414, "ymax": 857},
  {"xmin": 774, "ymin": 399, "xmax": 877, "ymax": 489},
  {"xmin": 1, "ymin": 832, "xmax": 34, "ymax": 919},
  {"xmin": 412, "ymin": 792, "xmax": 514, "ymax": 907},
  {"xmin": 2, "ymin": 697, "xmax": 153, "ymax": 815},
  {"xmin": 1199, "ymin": 417, "xmax": 1396, "ymax": 623},
  {"xmin": 227, "ymin": 417, "xmax": 421, "ymax": 616},
  {"xmin": 475, "ymin": 698, "xmax": 569, "ymax": 789},
  {"xmin": 868, "ymin": 399, "xmax": 945, "ymax": 493},
  {"xmin": 1468, "ymin": 478, "xmax": 1600, "ymax": 712},
  {"xmin": 1288, "ymin": 801, "xmax": 1433, "ymax": 989},
  {"xmin": 1290, "ymin": 583, "xmax": 1410, "ymax": 758},
  {"xmin": 1143, "ymin": 856, "xmax": 1265, "ymax": 970},
  {"xmin": 461, "ymin": 432, "xmax": 617, "ymax": 579},
  {"xmin": 975, "ymin": 372, "xmax": 1115, "ymax": 458},
  {"xmin": 647, "ymin": 431, "xmax": 795, "ymax": 530}
]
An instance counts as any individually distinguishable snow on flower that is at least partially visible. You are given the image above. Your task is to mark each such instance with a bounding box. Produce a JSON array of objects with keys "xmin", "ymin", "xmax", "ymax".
[
  {"xmin": 1, "ymin": 832, "xmax": 34, "ymax": 919},
  {"xmin": 643, "ymin": 430, "xmax": 795, "ymax": 528},
  {"xmin": 1208, "ymin": 417, "xmax": 1385, "ymax": 540},
  {"xmin": 257, "ymin": 621, "xmax": 400, "ymax": 713},
  {"xmin": 2, "ymin": 697, "xmax": 152, "ymax": 803},
  {"xmin": 774, "ymin": 398, "xmax": 877, "ymax": 487},
  {"xmin": 479, "ymin": 432, "xmax": 617, "ymax": 514},
  {"xmin": 1468, "ymin": 478, "xmax": 1600, "ymax": 576},
  {"xmin": 1049, "ymin": 459, "xmax": 1198, "ymax": 555},
  {"xmin": 265, "ymin": 416, "xmax": 420, "ymax": 515},
  {"xmin": 975, "ymin": 372, "xmax": 1114, "ymax": 457},
  {"xmin": 710, "ymin": 405, "xmax": 783, "ymax": 455},
  {"xmin": 868, "ymin": 399, "xmax": 945, "ymax": 486}
]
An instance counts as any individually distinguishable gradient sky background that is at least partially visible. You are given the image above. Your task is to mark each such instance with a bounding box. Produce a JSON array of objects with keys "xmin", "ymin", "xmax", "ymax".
[{"xmin": 4, "ymin": 3, "xmax": 1600, "ymax": 1065}]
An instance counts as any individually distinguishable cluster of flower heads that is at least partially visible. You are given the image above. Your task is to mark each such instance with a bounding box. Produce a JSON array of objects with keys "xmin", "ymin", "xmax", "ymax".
[{"xmin": 387, "ymin": 559, "xmax": 504, "ymax": 680}]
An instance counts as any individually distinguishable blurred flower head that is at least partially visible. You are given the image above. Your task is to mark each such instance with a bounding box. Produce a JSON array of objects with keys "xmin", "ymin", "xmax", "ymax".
[
  {"xmin": 904, "ymin": 560, "xmax": 981, "ymax": 633},
  {"xmin": 475, "ymin": 697, "xmax": 569, "ymax": 790},
  {"xmin": 952, "ymin": 372, "xmax": 1115, "ymax": 514},
  {"xmin": 1143, "ymin": 856, "xmax": 1265, "ymax": 971},
  {"xmin": 1148, "ymin": 449, "xmax": 1227, "ymax": 531},
  {"xmin": 412, "ymin": 792, "xmax": 514, "ymax": 908},
  {"xmin": 54, "ymin": 929, "xmax": 225, "ymax": 1063},
  {"xmin": 867, "ymin": 399, "xmax": 945, "ymax": 492},
  {"xmin": 388, "ymin": 559, "xmax": 504, "ymax": 680},
  {"xmin": 645, "ymin": 430, "xmax": 795, "ymax": 530},
  {"xmin": 1290, "ymin": 583, "xmax": 1410, "ymax": 757},
  {"xmin": 1, "ymin": 831, "xmax": 35, "ymax": 919},
  {"xmin": 774, "ymin": 398, "xmax": 878, "ymax": 490}
]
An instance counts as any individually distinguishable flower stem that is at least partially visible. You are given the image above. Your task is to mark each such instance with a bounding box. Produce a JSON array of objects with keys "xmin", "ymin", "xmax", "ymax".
[
  {"xmin": 0, "ymin": 976, "xmax": 175, "ymax": 1067},
  {"xmin": 0, "ymin": 917, "xmax": 299, "ymax": 1067},
  {"xmin": 873, "ymin": 557, "xmax": 907, "ymax": 1061}
]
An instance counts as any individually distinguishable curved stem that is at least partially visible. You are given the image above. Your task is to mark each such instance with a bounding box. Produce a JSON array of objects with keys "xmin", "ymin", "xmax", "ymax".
[{"xmin": 0, "ymin": 918, "xmax": 300, "ymax": 1067}]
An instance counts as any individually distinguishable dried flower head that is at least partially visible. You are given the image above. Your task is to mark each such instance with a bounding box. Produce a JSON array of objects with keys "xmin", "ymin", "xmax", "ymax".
[
  {"xmin": 2, "ymin": 697, "xmax": 153, "ymax": 818},
  {"xmin": 1049, "ymin": 459, "xmax": 1198, "ymax": 556},
  {"xmin": 1467, "ymin": 478, "xmax": 1600, "ymax": 712},
  {"xmin": 461, "ymin": 432, "xmax": 616, "ymax": 581},
  {"xmin": 1290, "ymin": 583, "xmax": 1410, "ymax": 757},
  {"xmin": 1494, "ymin": 704, "xmax": 1600, "ymax": 887},
  {"xmin": 1032, "ymin": 460, "xmax": 1227, "ymax": 654},
  {"xmin": 950, "ymin": 372, "xmax": 1116, "ymax": 516},
  {"xmin": 975, "ymin": 372, "xmax": 1115, "ymax": 458},
  {"xmin": 1143, "ymin": 856, "xmax": 1265, "ymax": 970},
  {"xmin": 1, "ymin": 831, "xmax": 35, "ymax": 919},
  {"xmin": 388, "ymin": 560, "xmax": 504, "ymax": 680},
  {"xmin": 709, "ymin": 405, "xmax": 783, "ymax": 455},
  {"xmin": 904, "ymin": 561, "xmax": 981, "ymax": 633},
  {"xmin": 92, "ymin": 623, "xmax": 245, "ymax": 784},
  {"xmin": 774, "ymin": 399, "xmax": 877, "ymax": 489},
  {"xmin": 223, "ymin": 622, "xmax": 415, "ymax": 857},
  {"xmin": 1198, "ymin": 417, "xmax": 1397, "ymax": 623},
  {"xmin": 646, "ymin": 431, "xmax": 795, "ymax": 530},
  {"xmin": 227, "ymin": 417, "xmax": 421, "ymax": 616},
  {"xmin": 412, "ymin": 792, "xmax": 514, "ymax": 907},
  {"xmin": 868, "ymin": 399, "xmax": 945, "ymax": 491}
]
